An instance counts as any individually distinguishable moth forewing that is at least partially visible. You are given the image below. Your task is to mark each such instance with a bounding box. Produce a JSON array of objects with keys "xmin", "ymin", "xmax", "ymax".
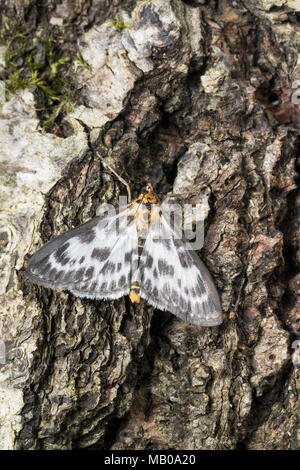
[{"xmin": 25, "ymin": 216, "xmax": 102, "ymax": 290}]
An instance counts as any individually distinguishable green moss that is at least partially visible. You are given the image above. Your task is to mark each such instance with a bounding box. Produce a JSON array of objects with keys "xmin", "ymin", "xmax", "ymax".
[
  {"xmin": 111, "ymin": 14, "xmax": 132, "ymax": 31},
  {"xmin": 2, "ymin": 24, "xmax": 89, "ymax": 129}
]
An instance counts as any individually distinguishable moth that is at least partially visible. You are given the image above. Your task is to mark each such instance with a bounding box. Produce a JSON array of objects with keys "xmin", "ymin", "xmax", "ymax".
[{"xmin": 25, "ymin": 184, "xmax": 222, "ymax": 327}]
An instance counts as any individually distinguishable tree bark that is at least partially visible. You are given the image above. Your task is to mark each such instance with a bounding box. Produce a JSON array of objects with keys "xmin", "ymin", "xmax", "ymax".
[{"xmin": 0, "ymin": 0, "xmax": 299, "ymax": 450}]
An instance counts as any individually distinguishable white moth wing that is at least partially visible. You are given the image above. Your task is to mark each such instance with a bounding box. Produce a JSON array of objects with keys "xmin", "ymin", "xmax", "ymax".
[
  {"xmin": 25, "ymin": 209, "xmax": 138, "ymax": 300},
  {"xmin": 136, "ymin": 205, "xmax": 222, "ymax": 326}
]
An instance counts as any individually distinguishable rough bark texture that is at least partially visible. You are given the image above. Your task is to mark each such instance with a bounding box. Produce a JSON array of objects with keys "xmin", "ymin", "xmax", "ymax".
[{"xmin": 0, "ymin": 0, "xmax": 299, "ymax": 450}]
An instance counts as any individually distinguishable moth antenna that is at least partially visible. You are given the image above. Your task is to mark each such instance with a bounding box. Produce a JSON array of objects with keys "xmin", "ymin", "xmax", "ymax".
[{"xmin": 96, "ymin": 150, "xmax": 132, "ymax": 202}]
